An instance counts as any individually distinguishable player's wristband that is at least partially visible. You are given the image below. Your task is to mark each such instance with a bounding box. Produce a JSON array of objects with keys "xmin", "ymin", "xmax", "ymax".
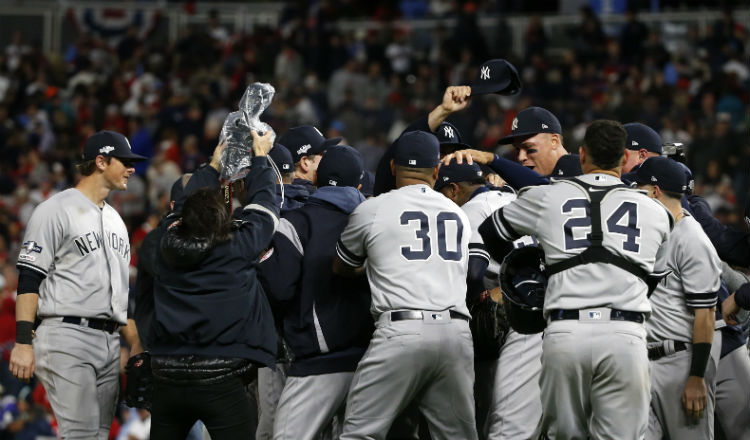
[
  {"xmin": 689, "ymin": 342, "xmax": 711, "ymax": 378},
  {"xmin": 16, "ymin": 321, "xmax": 34, "ymax": 345}
]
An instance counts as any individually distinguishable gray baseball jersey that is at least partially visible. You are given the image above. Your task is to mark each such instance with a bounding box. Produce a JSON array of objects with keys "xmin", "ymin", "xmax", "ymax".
[
  {"xmin": 489, "ymin": 174, "xmax": 672, "ymax": 315},
  {"xmin": 17, "ymin": 188, "xmax": 130, "ymax": 324},
  {"xmin": 337, "ymin": 184, "xmax": 471, "ymax": 317},
  {"xmin": 462, "ymin": 188, "xmax": 518, "ymax": 288},
  {"xmin": 646, "ymin": 212, "xmax": 721, "ymax": 344}
]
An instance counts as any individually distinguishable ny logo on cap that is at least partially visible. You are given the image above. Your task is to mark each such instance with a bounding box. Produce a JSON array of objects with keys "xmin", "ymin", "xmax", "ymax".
[
  {"xmin": 297, "ymin": 144, "xmax": 312, "ymax": 155},
  {"xmin": 99, "ymin": 146, "xmax": 115, "ymax": 154},
  {"xmin": 480, "ymin": 66, "xmax": 490, "ymax": 80},
  {"xmin": 511, "ymin": 118, "xmax": 518, "ymax": 131},
  {"xmin": 632, "ymin": 140, "xmax": 639, "ymax": 146},
  {"xmin": 542, "ymin": 124, "xmax": 549, "ymax": 129},
  {"xmin": 443, "ymin": 126, "xmax": 454, "ymax": 139}
]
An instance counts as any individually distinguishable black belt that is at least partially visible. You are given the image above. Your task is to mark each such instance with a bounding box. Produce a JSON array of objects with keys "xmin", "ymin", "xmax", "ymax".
[
  {"xmin": 62, "ymin": 316, "xmax": 120, "ymax": 334},
  {"xmin": 548, "ymin": 309, "xmax": 645, "ymax": 324},
  {"xmin": 390, "ymin": 310, "xmax": 469, "ymax": 322},
  {"xmin": 648, "ymin": 341, "xmax": 688, "ymax": 361}
]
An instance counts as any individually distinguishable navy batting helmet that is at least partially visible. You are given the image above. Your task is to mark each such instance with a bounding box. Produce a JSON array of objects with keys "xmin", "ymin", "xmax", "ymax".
[{"xmin": 499, "ymin": 246, "xmax": 548, "ymax": 334}]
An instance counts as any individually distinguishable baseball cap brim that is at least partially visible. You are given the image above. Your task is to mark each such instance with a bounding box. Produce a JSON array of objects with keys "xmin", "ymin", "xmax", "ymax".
[
  {"xmin": 471, "ymin": 78, "xmax": 515, "ymax": 96},
  {"xmin": 321, "ymin": 137, "xmax": 342, "ymax": 149},
  {"xmin": 113, "ymin": 151, "xmax": 148, "ymax": 162},
  {"xmin": 497, "ymin": 131, "xmax": 537, "ymax": 145}
]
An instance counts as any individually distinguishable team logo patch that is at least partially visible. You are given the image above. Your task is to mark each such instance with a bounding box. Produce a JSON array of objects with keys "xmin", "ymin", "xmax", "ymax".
[
  {"xmin": 328, "ymin": 179, "xmax": 338, "ymax": 186},
  {"xmin": 631, "ymin": 140, "xmax": 639, "ymax": 146},
  {"xmin": 511, "ymin": 118, "xmax": 518, "ymax": 131},
  {"xmin": 18, "ymin": 253, "xmax": 36, "ymax": 262},
  {"xmin": 99, "ymin": 146, "xmax": 115, "ymax": 154},
  {"xmin": 443, "ymin": 126, "xmax": 454, "ymax": 139},
  {"xmin": 22, "ymin": 241, "xmax": 43, "ymax": 253},
  {"xmin": 296, "ymin": 144, "xmax": 312, "ymax": 155},
  {"xmin": 431, "ymin": 313, "xmax": 444, "ymax": 320},
  {"xmin": 542, "ymin": 123, "xmax": 549, "ymax": 129},
  {"xmin": 480, "ymin": 66, "xmax": 490, "ymax": 80},
  {"xmin": 588, "ymin": 311, "xmax": 602, "ymax": 320},
  {"xmin": 651, "ymin": 176, "xmax": 658, "ymax": 182}
]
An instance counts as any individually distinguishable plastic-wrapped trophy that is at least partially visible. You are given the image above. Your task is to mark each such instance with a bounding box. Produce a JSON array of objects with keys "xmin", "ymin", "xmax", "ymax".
[{"xmin": 219, "ymin": 82, "xmax": 276, "ymax": 182}]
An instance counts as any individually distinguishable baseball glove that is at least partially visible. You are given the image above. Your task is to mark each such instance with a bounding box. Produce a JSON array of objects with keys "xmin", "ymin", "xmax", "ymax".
[
  {"xmin": 125, "ymin": 352, "xmax": 153, "ymax": 410},
  {"xmin": 469, "ymin": 293, "xmax": 511, "ymax": 361}
]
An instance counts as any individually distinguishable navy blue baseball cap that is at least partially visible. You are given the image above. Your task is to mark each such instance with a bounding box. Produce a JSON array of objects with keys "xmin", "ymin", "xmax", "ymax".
[
  {"xmin": 435, "ymin": 159, "xmax": 483, "ymax": 191},
  {"xmin": 624, "ymin": 123, "xmax": 662, "ymax": 154},
  {"xmin": 434, "ymin": 121, "xmax": 472, "ymax": 155},
  {"xmin": 278, "ymin": 125, "xmax": 341, "ymax": 163},
  {"xmin": 498, "ymin": 107, "xmax": 562, "ymax": 145},
  {"xmin": 394, "ymin": 131, "xmax": 440, "ymax": 168},
  {"xmin": 549, "ymin": 154, "xmax": 582, "ymax": 178},
  {"xmin": 268, "ymin": 142, "xmax": 294, "ymax": 173},
  {"xmin": 316, "ymin": 145, "xmax": 363, "ymax": 188},
  {"xmin": 471, "ymin": 59, "xmax": 522, "ymax": 96},
  {"xmin": 634, "ymin": 156, "xmax": 687, "ymax": 193},
  {"xmin": 359, "ymin": 170, "xmax": 375, "ymax": 197},
  {"xmin": 82, "ymin": 130, "xmax": 147, "ymax": 162}
]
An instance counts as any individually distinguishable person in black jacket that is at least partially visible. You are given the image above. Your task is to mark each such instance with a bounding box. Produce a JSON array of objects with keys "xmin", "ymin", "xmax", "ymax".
[
  {"xmin": 258, "ymin": 145, "xmax": 373, "ymax": 440},
  {"xmin": 148, "ymin": 130, "xmax": 279, "ymax": 440}
]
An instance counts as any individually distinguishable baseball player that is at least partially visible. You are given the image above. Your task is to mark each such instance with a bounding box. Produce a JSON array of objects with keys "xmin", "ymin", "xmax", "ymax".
[
  {"xmin": 268, "ymin": 141, "xmax": 310, "ymax": 212},
  {"xmin": 479, "ymin": 120, "xmax": 673, "ymax": 439},
  {"xmin": 259, "ymin": 145, "xmax": 372, "ymax": 440},
  {"xmin": 473, "ymin": 107, "xmax": 581, "ymax": 191},
  {"xmin": 632, "ymin": 157, "xmax": 721, "ymax": 439},
  {"xmin": 278, "ymin": 125, "xmax": 341, "ymax": 195},
  {"xmin": 621, "ymin": 122, "xmax": 662, "ymax": 175},
  {"xmin": 435, "ymin": 160, "xmax": 543, "ymax": 439},
  {"xmin": 373, "ymin": 85, "xmax": 472, "ymax": 196},
  {"xmin": 257, "ymin": 131, "xmax": 336, "ymax": 440},
  {"xmin": 334, "ymin": 131, "xmax": 477, "ymax": 439},
  {"xmin": 714, "ymin": 270, "xmax": 750, "ymax": 440},
  {"xmin": 10, "ymin": 131, "xmax": 145, "ymax": 439}
]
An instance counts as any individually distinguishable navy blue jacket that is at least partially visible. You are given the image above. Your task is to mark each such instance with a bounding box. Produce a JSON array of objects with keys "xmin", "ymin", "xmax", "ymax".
[
  {"xmin": 277, "ymin": 182, "xmax": 310, "ymax": 213},
  {"xmin": 688, "ymin": 195, "xmax": 749, "ymax": 268},
  {"xmin": 292, "ymin": 178, "xmax": 317, "ymax": 196},
  {"xmin": 150, "ymin": 158, "xmax": 280, "ymax": 367},
  {"xmin": 259, "ymin": 186, "xmax": 373, "ymax": 376}
]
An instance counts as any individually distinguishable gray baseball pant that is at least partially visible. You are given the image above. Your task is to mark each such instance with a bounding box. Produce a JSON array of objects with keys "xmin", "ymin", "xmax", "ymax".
[
  {"xmin": 256, "ymin": 363, "xmax": 288, "ymax": 440},
  {"xmin": 485, "ymin": 330, "xmax": 543, "ymax": 439},
  {"xmin": 33, "ymin": 319, "xmax": 120, "ymax": 440},
  {"xmin": 341, "ymin": 311, "xmax": 478, "ymax": 440},
  {"xmin": 538, "ymin": 316, "xmax": 650, "ymax": 440},
  {"xmin": 714, "ymin": 345, "xmax": 750, "ymax": 440},
  {"xmin": 646, "ymin": 330, "xmax": 722, "ymax": 440},
  {"xmin": 273, "ymin": 372, "xmax": 353, "ymax": 440}
]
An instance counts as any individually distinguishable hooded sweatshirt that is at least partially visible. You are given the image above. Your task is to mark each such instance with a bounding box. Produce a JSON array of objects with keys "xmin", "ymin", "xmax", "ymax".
[{"xmin": 259, "ymin": 186, "xmax": 374, "ymax": 376}]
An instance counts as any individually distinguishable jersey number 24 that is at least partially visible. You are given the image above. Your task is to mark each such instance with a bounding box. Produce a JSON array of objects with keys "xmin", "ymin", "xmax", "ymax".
[
  {"xmin": 562, "ymin": 200, "xmax": 640, "ymax": 252},
  {"xmin": 400, "ymin": 211, "xmax": 463, "ymax": 261}
]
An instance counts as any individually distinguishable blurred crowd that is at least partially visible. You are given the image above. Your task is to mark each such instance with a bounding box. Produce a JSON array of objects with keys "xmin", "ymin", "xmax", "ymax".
[{"xmin": 0, "ymin": 1, "xmax": 748, "ymax": 437}]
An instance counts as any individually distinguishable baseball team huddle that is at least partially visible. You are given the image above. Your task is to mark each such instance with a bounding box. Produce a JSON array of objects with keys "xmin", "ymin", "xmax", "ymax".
[{"xmin": 8, "ymin": 58, "xmax": 750, "ymax": 440}]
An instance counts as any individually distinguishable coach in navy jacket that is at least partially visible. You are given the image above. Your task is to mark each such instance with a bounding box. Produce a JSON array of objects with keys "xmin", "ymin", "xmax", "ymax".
[{"xmin": 259, "ymin": 145, "xmax": 373, "ymax": 439}]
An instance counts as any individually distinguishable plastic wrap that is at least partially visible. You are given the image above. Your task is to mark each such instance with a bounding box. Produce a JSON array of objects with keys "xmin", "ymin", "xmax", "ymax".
[{"xmin": 219, "ymin": 83, "xmax": 276, "ymax": 182}]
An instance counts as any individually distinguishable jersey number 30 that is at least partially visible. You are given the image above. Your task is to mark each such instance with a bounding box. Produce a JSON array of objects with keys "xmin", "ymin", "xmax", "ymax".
[
  {"xmin": 400, "ymin": 211, "xmax": 463, "ymax": 261},
  {"xmin": 562, "ymin": 200, "xmax": 640, "ymax": 252}
]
